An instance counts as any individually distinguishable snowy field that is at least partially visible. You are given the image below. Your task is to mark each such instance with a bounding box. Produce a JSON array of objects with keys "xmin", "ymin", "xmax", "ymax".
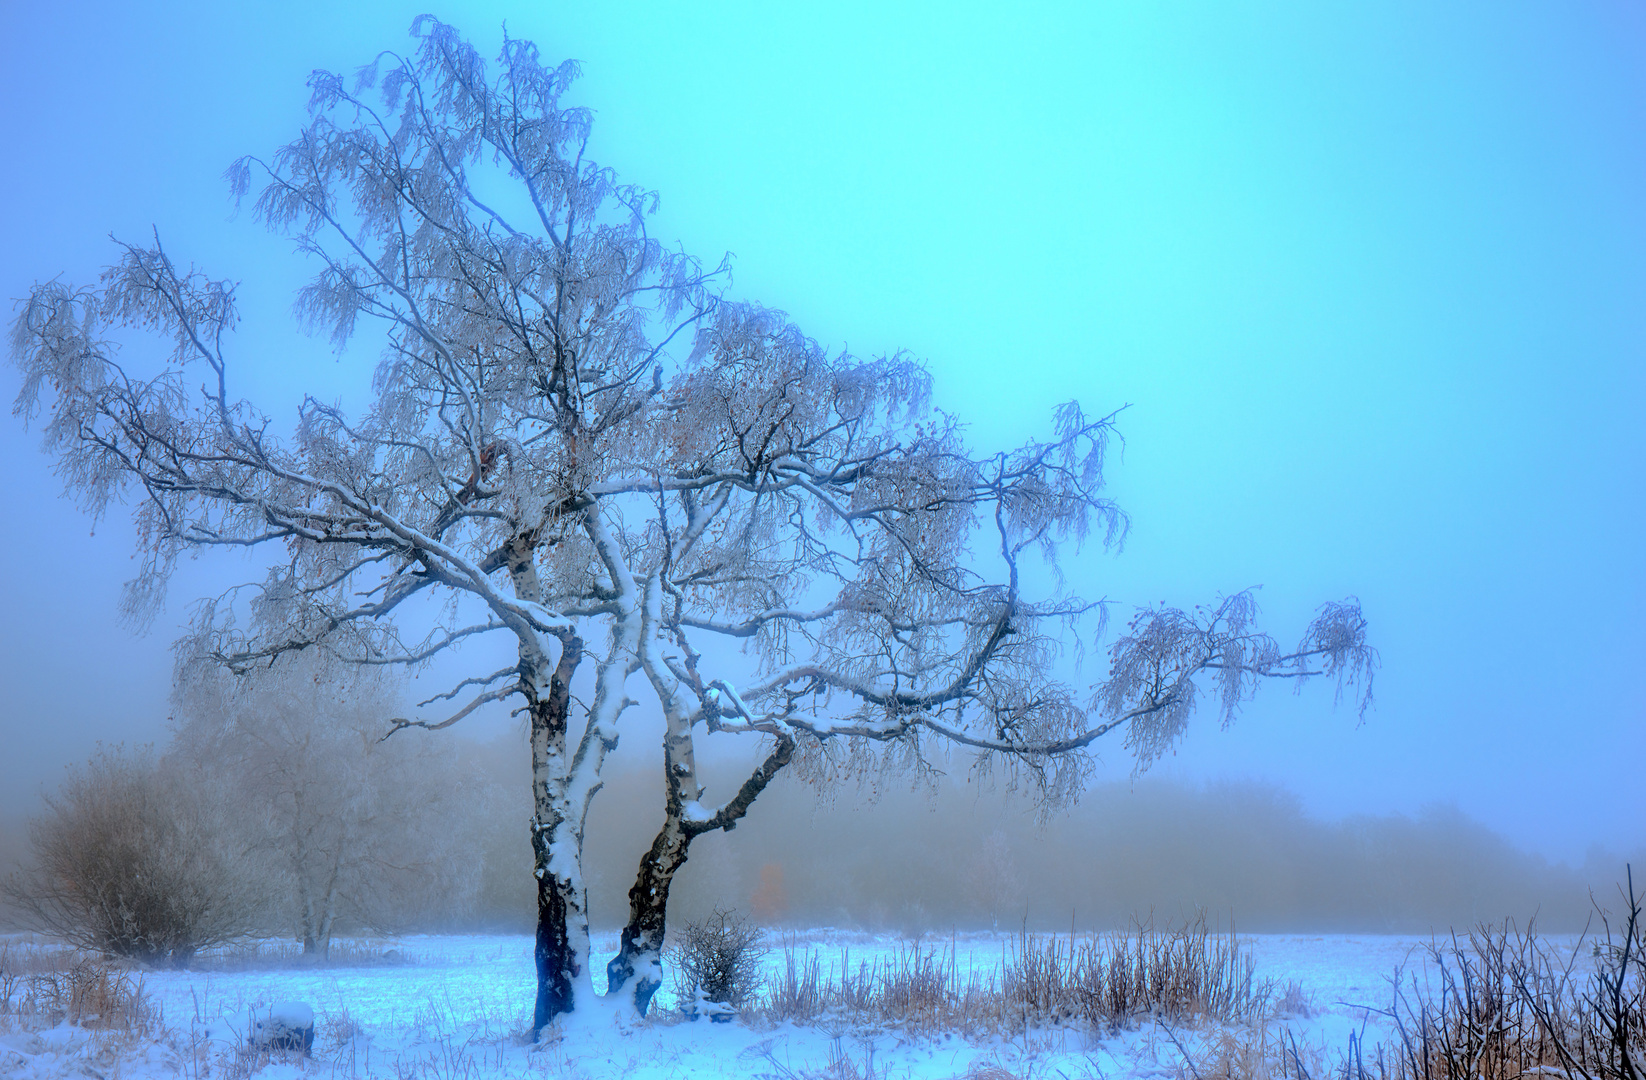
[{"xmin": 0, "ymin": 928, "xmax": 1595, "ymax": 1079}]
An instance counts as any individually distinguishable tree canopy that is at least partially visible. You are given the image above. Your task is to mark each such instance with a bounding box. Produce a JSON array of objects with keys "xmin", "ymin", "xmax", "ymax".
[{"xmin": 10, "ymin": 17, "xmax": 1373, "ymax": 1033}]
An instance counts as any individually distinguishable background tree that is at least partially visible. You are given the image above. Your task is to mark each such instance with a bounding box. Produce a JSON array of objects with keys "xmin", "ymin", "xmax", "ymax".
[
  {"xmin": 173, "ymin": 657, "xmax": 484, "ymax": 957},
  {"xmin": 2, "ymin": 747, "xmax": 258, "ymax": 967},
  {"xmin": 966, "ymin": 831, "xmax": 1026, "ymax": 932},
  {"xmin": 9, "ymin": 17, "xmax": 1373, "ymax": 1033}
]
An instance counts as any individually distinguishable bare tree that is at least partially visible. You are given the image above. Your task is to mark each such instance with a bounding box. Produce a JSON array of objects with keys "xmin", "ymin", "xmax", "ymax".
[
  {"xmin": 3, "ymin": 747, "xmax": 258, "ymax": 967},
  {"xmin": 173, "ymin": 658, "xmax": 482, "ymax": 956},
  {"xmin": 8, "ymin": 18, "xmax": 1373, "ymax": 1032}
]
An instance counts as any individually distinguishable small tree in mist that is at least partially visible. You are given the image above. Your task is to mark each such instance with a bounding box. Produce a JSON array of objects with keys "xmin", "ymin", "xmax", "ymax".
[
  {"xmin": 9, "ymin": 18, "xmax": 1374, "ymax": 1032},
  {"xmin": 3, "ymin": 748, "xmax": 257, "ymax": 967},
  {"xmin": 966, "ymin": 831, "xmax": 1026, "ymax": 931},
  {"xmin": 173, "ymin": 658, "xmax": 485, "ymax": 956}
]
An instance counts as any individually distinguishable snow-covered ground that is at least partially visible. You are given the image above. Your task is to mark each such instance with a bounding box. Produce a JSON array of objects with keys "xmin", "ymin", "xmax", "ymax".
[{"xmin": 0, "ymin": 929, "xmax": 1593, "ymax": 1079}]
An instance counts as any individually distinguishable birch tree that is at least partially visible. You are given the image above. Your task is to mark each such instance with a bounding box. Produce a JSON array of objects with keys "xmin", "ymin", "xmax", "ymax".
[{"xmin": 9, "ymin": 18, "xmax": 1374, "ymax": 1032}]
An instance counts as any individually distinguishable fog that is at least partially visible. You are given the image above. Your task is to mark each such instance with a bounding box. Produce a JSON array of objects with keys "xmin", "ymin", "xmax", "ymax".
[
  {"xmin": 4, "ymin": 718, "xmax": 1635, "ymax": 941},
  {"xmin": 583, "ymin": 769, "xmax": 1635, "ymax": 937},
  {"xmin": 404, "ymin": 736, "xmax": 1637, "ymax": 937}
]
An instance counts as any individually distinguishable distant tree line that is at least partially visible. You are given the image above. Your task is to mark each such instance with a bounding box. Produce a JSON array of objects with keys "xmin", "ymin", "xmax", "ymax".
[
  {"xmin": 3, "ymin": 721, "xmax": 1628, "ymax": 963},
  {"xmin": 579, "ymin": 766, "xmax": 1632, "ymax": 937}
]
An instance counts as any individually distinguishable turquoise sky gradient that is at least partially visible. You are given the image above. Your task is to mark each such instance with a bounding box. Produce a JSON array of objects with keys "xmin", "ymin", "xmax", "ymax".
[{"xmin": 1, "ymin": 2, "xmax": 1641, "ymax": 862}]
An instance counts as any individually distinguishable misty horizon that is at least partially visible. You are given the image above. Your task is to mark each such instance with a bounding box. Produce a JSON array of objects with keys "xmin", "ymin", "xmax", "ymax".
[{"xmin": 7, "ymin": 737, "xmax": 1628, "ymax": 940}]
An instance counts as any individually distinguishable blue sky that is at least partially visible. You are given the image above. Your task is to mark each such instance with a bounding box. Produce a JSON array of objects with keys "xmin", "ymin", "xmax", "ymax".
[{"xmin": 1, "ymin": 1, "xmax": 1641, "ymax": 861}]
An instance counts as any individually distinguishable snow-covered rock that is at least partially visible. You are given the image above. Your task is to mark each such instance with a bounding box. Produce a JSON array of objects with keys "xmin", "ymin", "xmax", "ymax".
[{"xmin": 250, "ymin": 1000, "xmax": 315, "ymax": 1054}]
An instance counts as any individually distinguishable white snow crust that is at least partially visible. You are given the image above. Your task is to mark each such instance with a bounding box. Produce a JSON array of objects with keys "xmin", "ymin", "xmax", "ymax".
[
  {"xmin": 679, "ymin": 800, "xmax": 716, "ymax": 824},
  {"xmin": 266, "ymin": 1002, "xmax": 314, "ymax": 1028}
]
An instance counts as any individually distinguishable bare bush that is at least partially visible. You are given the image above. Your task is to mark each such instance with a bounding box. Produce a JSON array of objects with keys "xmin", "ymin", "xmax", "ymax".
[
  {"xmin": 1351, "ymin": 869, "xmax": 1644, "ymax": 1080},
  {"xmin": 1373, "ymin": 924, "xmax": 1569, "ymax": 1080},
  {"xmin": 1528, "ymin": 869, "xmax": 1645, "ymax": 1080},
  {"xmin": 668, "ymin": 908, "xmax": 768, "ymax": 1015},
  {"xmin": 1, "ymin": 748, "xmax": 258, "ymax": 967}
]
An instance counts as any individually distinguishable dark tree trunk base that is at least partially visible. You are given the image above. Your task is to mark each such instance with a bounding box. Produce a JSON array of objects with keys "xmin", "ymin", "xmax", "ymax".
[
  {"xmin": 606, "ymin": 918, "xmax": 667, "ymax": 1016},
  {"xmin": 606, "ymin": 828, "xmax": 686, "ymax": 1016},
  {"xmin": 532, "ymin": 876, "xmax": 577, "ymax": 1037}
]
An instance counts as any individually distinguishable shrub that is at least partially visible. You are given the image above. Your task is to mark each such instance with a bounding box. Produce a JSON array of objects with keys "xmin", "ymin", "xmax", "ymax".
[
  {"xmin": 2, "ymin": 748, "xmax": 258, "ymax": 967},
  {"xmin": 667, "ymin": 908, "xmax": 767, "ymax": 1014},
  {"xmin": 1356, "ymin": 868, "xmax": 1644, "ymax": 1080}
]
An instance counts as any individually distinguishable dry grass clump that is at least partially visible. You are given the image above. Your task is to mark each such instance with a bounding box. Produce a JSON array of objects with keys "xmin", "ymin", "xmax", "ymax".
[
  {"xmin": 1010, "ymin": 915, "xmax": 1276, "ymax": 1029},
  {"xmin": 1179, "ymin": 1019, "xmax": 1327, "ymax": 1080},
  {"xmin": 754, "ymin": 911, "xmax": 1272, "ymax": 1036},
  {"xmin": 762, "ymin": 939, "xmax": 1005, "ymax": 1035},
  {"xmin": 1274, "ymin": 981, "xmax": 1315, "ymax": 1019},
  {"xmin": 0, "ymin": 940, "xmax": 160, "ymax": 1035},
  {"xmin": 1345, "ymin": 869, "xmax": 1644, "ymax": 1080},
  {"xmin": 320, "ymin": 1004, "xmax": 366, "ymax": 1049}
]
